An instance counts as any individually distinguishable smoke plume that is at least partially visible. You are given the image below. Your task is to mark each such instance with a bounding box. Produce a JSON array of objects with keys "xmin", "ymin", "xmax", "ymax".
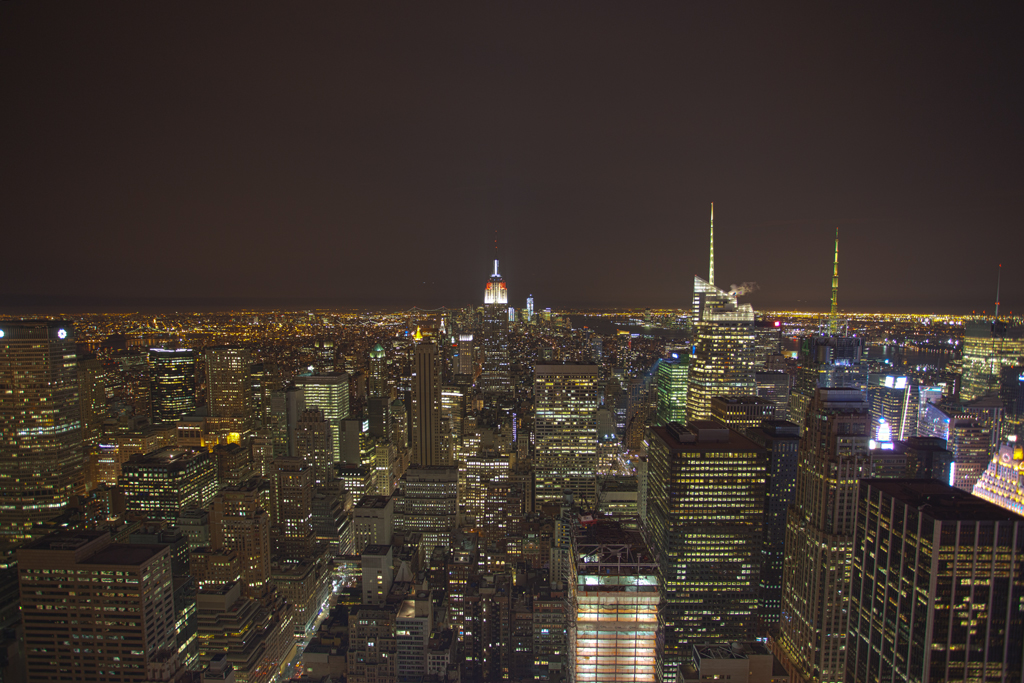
[{"xmin": 728, "ymin": 282, "xmax": 760, "ymax": 297}]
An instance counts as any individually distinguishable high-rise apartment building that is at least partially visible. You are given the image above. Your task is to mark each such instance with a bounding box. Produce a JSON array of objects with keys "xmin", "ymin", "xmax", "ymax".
[
  {"xmin": 411, "ymin": 342, "xmax": 444, "ymax": 467},
  {"xmin": 847, "ymin": 479, "xmax": 1024, "ymax": 683},
  {"xmin": 205, "ymin": 346, "xmax": 252, "ymax": 433},
  {"xmin": 149, "ymin": 348, "xmax": 196, "ymax": 424},
  {"xmin": 0, "ymin": 320, "xmax": 84, "ymax": 546},
  {"xmin": 647, "ymin": 421, "xmax": 767, "ymax": 681},
  {"xmin": 534, "ymin": 363, "xmax": 599, "ymax": 506},
  {"xmin": 777, "ymin": 388, "xmax": 871, "ymax": 683},
  {"xmin": 294, "ymin": 372, "xmax": 350, "ymax": 463},
  {"xmin": 18, "ymin": 531, "xmax": 180, "ymax": 682},
  {"xmin": 209, "ymin": 478, "xmax": 273, "ymax": 599},
  {"xmin": 654, "ymin": 354, "xmax": 689, "ymax": 426}
]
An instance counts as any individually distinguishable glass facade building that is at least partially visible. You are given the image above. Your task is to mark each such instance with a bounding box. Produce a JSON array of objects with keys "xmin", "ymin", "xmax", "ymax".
[
  {"xmin": 847, "ymin": 479, "xmax": 1024, "ymax": 683},
  {"xmin": 534, "ymin": 363, "xmax": 599, "ymax": 506},
  {"xmin": 647, "ymin": 421, "xmax": 767, "ymax": 682},
  {"xmin": 0, "ymin": 320, "xmax": 84, "ymax": 546}
]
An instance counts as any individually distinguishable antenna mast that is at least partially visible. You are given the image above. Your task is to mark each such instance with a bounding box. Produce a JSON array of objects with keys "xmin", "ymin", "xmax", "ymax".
[{"xmin": 709, "ymin": 203, "xmax": 715, "ymax": 286}]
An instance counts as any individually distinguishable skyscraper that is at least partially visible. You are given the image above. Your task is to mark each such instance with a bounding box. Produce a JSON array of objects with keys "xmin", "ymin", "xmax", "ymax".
[
  {"xmin": 205, "ymin": 346, "xmax": 253, "ymax": 433},
  {"xmin": 777, "ymin": 388, "xmax": 871, "ymax": 683},
  {"xmin": 686, "ymin": 206, "xmax": 756, "ymax": 421},
  {"xmin": 119, "ymin": 447, "xmax": 218, "ymax": 523},
  {"xmin": 867, "ymin": 374, "xmax": 909, "ymax": 443},
  {"xmin": 18, "ymin": 531, "xmax": 181, "ymax": 682},
  {"xmin": 0, "ymin": 321, "xmax": 84, "ymax": 547},
  {"xmin": 149, "ymin": 347, "xmax": 196, "ymax": 424},
  {"xmin": 294, "ymin": 372, "xmax": 350, "ymax": 464},
  {"xmin": 295, "ymin": 407, "xmax": 334, "ymax": 486},
  {"xmin": 533, "ymin": 363, "xmax": 599, "ymax": 506},
  {"xmin": 411, "ymin": 342, "xmax": 443, "ymax": 467},
  {"xmin": 961, "ymin": 319, "xmax": 1024, "ymax": 401},
  {"xmin": 745, "ymin": 419, "xmax": 800, "ymax": 632},
  {"xmin": 480, "ymin": 259, "xmax": 512, "ymax": 396},
  {"xmin": 368, "ymin": 344, "xmax": 391, "ymax": 438},
  {"xmin": 847, "ymin": 479, "xmax": 1024, "ymax": 683},
  {"xmin": 654, "ymin": 354, "xmax": 689, "ymax": 426},
  {"xmin": 646, "ymin": 421, "xmax": 767, "ymax": 682}
]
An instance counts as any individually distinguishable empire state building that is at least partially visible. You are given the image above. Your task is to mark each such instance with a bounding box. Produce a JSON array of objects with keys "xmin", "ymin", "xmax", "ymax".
[{"xmin": 480, "ymin": 259, "xmax": 512, "ymax": 396}]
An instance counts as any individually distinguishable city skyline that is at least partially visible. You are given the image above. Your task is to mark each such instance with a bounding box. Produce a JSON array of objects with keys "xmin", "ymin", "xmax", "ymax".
[{"xmin": 2, "ymin": 4, "xmax": 1023, "ymax": 313}]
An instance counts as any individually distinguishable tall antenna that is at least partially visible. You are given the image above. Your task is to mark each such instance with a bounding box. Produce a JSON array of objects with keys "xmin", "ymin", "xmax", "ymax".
[
  {"xmin": 995, "ymin": 263, "xmax": 1002, "ymax": 320},
  {"xmin": 494, "ymin": 230, "xmax": 499, "ymax": 276},
  {"xmin": 828, "ymin": 228, "xmax": 840, "ymax": 335},
  {"xmin": 709, "ymin": 202, "xmax": 715, "ymax": 286}
]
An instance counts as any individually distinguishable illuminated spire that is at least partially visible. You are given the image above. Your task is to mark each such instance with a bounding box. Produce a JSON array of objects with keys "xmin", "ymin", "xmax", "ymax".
[
  {"xmin": 995, "ymin": 263, "xmax": 1002, "ymax": 320},
  {"xmin": 494, "ymin": 259, "xmax": 499, "ymax": 276},
  {"xmin": 709, "ymin": 202, "xmax": 715, "ymax": 286},
  {"xmin": 828, "ymin": 228, "xmax": 840, "ymax": 335}
]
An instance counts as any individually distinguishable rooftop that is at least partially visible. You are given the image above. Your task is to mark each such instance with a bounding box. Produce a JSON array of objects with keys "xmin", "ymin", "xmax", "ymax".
[
  {"xmin": 866, "ymin": 479, "xmax": 1024, "ymax": 522},
  {"xmin": 652, "ymin": 422, "xmax": 763, "ymax": 452}
]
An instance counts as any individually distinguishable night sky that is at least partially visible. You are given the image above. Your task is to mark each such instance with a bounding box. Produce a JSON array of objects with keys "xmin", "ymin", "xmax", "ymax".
[{"xmin": 2, "ymin": 4, "xmax": 1022, "ymax": 314}]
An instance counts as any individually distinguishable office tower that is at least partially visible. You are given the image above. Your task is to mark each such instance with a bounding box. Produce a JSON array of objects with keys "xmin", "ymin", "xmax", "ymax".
[
  {"xmin": 897, "ymin": 436, "xmax": 954, "ymax": 481},
  {"xmin": 526, "ymin": 295, "xmax": 535, "ymax": 321},
  {"xmin": 687, "ymin": 282, "xmax": 756, "ymax": 420},
  {"xmin": 590, "ymin": 335, "xmax": 603, "ymax": 363},
  {"xmin": 999, "ymin": 366, "xmax": 1024, "ymax": 438},
  {"xmin": 710, "ymin": 396, "xmax": 776, "ymax": 432},
  {"xmin": 777, "ymin": 388, "xmax": 871, "ymax": 683},
  {"xmin": 368, "ymin": 344, "xmax": 391, "ymax": 438},
  {"xmin": 251, "ymin": 430, "xmax": 274, "ymax": 478},
  {"xmin": 480, "ymin": 259, "xmax": 512, "ymax": 396},
  {"xmin": 455, "ymin": 333, "xmax": 474, "ymax": 380},
  {"xmin": 961, "ymin": 318, "xmax": 1024, "ymax": 401},
  {"xmin": 18, "ymin": 531, "xmax": 180, "ymax": 682},
  {"xmin": 209, "ymin": 479, "xmax": 273, "ymax": 599},
  {"xmin": 755, "ymin": 371, "xmax": 790, "ymax": 422},
  {"xmin": 460, "ymin": 452, "xmax": 510, "ymax": 522},
  {"xmin": 78, "ymin": 355, "xmax": 106, "ymax": 489},
  {"xmin": 0, "ymin": 320, "xmax": 84, "ymax": 546},
  {"xmin": 868, "ymin": 374, "xmax": 910, "ymax": 443},
  {"xmin": 195, "ymin": 580, "xmax": 292, "ymax": 683},
  {"xmin": 919, "ymin": 403, "xmax": 990, "ymax": 491},
  {"xmin": 788, "ymin": 335, "xmax": 866, "ymax": 433},
  {"xmin": 647, "ymin": 421, "xmax": 767, "ymax": 681},
  {"xmin": 655, "ymin": 354, "xmax": 689, "ymax": 426},
  {"xmin": 572, "ymin": 520, "xmax": 660, "ymax": 683},
  {"xmin": 392, "ymin": 397, "xmax": 409, "ymax": 451},
  {"xmin": 395, "ymin": 465, "xmax": 458, "ymax": 561},
  {"xmin": 295, "ymin": 408, "xmax": 334, "ymax": 485},
  {"xmin": 249, "ymin": 361, "xmax": 281, "ymax": 428},
  {"xmin": 274, "ymin": 457, "xmax": 315, "ymax": 556},
  {"xmin": 149, "ymin": 347, "xmax": 196, "ymax": 424},
  {"xmin": 534, "ymin": 363, "xmax": 599, "ymax": 506},
  {"xmin": 744, "ymin": 420, "xmax": 800, "ymax": 632},
  {"xmin": 205, "ymin": 346, "xmax": 252, "ymax": 433},
  {"xmin": 753, "ymin": 319, "xmax": 783, "ymax": 369},
  {"xmin": 847, "ymin": 479, "xmax": 1024, "ymax": 683},
  {"xmin": 396, "ymin": 589, "xmax": 434, "ymax": 680},
  {"xmin": 294, "ymin": 372, "xmax": 349, "ymax": 463},
  {"xmin": 412, "ymin": 342, "xmax": 444, "ymax": 467},
  {"xmin": 120, "ymin": 447, "xmax": 218, "ymax": 523},
  {"xmin": 898, "ymin": 382, "xmax": 938, "ymax": 441}
]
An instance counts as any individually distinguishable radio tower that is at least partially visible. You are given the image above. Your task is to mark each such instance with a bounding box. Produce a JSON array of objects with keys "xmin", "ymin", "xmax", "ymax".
[
  {"xmin": 828, "ymin": 228, "xmax": 840, "ymax": 335},
  {"xmin": 995, "ymin": 263, "xmax": 1002, "ymax": 320},
  {"xmin": 709, "ymin": 202, "xmax": 715, "ymax": 287}
]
